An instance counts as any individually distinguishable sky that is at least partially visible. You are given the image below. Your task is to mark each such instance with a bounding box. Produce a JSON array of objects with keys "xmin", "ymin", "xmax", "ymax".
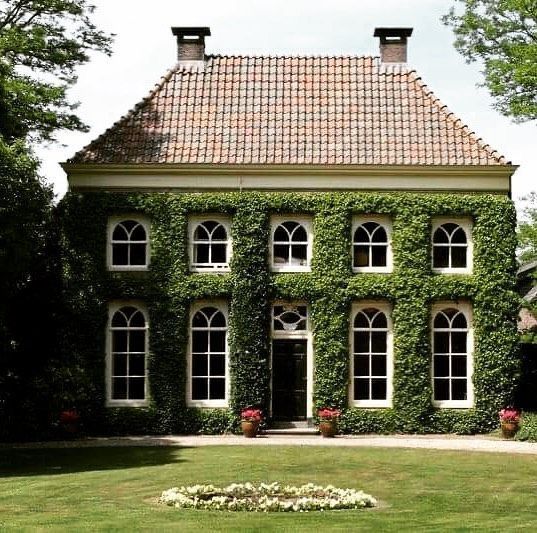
[{"xmin": 37, "ymin": 0, "xmax": 535, "ymax": 211}]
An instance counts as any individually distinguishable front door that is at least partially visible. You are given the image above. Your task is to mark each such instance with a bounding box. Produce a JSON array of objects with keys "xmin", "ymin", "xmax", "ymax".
[{"xmin": 272, "ymin": 339, "xmax": 307, "ymax": 420}]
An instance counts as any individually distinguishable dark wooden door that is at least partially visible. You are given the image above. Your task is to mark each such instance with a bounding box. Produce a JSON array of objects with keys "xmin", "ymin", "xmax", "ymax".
[{"xmin": 272, "ymin": 339, "xmax": 307, "ymax": 420}]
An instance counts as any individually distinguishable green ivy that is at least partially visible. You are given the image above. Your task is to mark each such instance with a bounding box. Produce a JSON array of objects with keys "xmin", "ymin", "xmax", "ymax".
[{"xmin": 58, "ymin": 191, "xmax": 519, "ymax": 435}]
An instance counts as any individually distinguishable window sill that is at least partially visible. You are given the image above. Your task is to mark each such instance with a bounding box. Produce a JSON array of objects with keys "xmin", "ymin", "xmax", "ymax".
[
  {"xmin": 432, "ymin": 268, "xmax": 472, "ymax": 275},
  {"xmin": 108, "ymin": 266, "xmax": 149, "ymax": 272},
  {"xmin": 187, "ymin": 400, "xmax": 229, "ymax": 408},
  {"xmin": 106, "ymin": 400, "xmax": 149, "ymax": 408},
  {"xmin": 352, "ymin": 267, "xmax": 392, "ymax": 274},
  {"xmin": 350, "ymin": 401, "xmax": 392, "ymax": 408},
  {"xmin": 190, "ymin": 267, "xmax": 230, "ymax": 273},
  {"xmin": 433, "ymin": 400, "xmax": 473, "ymax": 409},
  {"xmin": 271, "ymin": 266, "xmax": 311, "ymax": 273}
]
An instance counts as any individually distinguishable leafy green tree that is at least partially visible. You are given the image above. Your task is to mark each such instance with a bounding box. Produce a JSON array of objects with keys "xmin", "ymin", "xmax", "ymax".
[
  {"xmin": 518, "ymin": 192, "xmax": 537, "ymax": 263},
  {"xmin": 443, "ymin": 0, "xmax": 537, "ymax": 122}
]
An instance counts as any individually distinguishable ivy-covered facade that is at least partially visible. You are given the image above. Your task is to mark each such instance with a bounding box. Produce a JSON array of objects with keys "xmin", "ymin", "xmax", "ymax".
[{"xmin": 59, "ymin": 26, "xmax": 519, "ymax": 434}]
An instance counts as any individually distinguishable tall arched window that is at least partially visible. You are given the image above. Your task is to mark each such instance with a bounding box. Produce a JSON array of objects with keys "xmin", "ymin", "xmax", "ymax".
[
  {"xmin": 432, "ymin": 222, "xmax": 469, "ymax": 270},
  {"xmin": 109, "ymin": 218, "xmax": 149, "ymax": 269},
  {"xmin": 189, "ymin": 304, "xmax": 228, "ymax": 405},
  {"xmin": 351, "ymin": 304, "xmax": 392, "ymax": 407},
  {"xmin": 108, "ymin": 305, "xmax": 148, "ymax": 405},
  {"xmin": 272, "ymin": 218, "xmax": 311, "ymax": 271},
  {"xmin": 352, "ymin": 219, "xmax": 391, "ymax": 271},
  {"xmin": 432, "ymin": 305, "xmax": 472, "ymax": 406},
  {"xmin": 190, "ymin": 219, "xmax": 231, "ymax": 271}
]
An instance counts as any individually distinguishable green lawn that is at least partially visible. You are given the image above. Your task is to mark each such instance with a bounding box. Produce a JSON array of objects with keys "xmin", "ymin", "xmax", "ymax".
[{"xmin": 1, "ymin": 445, "xmax": 536, "ymax": 531}]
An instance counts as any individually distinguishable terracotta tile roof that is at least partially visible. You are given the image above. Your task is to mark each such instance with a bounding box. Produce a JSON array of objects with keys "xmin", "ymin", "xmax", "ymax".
[{"xmin": 69, "ymin": 55, "xmax": 509, "ymax": 166}]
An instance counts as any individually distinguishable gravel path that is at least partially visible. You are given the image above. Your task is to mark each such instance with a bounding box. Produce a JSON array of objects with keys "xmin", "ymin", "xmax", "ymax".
[{"xmin": 5, "ymin": 434, "xmax": 537, "ymax": 455}]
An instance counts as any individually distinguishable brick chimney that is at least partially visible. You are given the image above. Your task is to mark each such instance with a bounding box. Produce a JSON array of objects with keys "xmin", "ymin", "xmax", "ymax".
[
  {"xmin": 374, "ymin": 27, "xmax": 413, "ymax": 64},
  {"xmin": 171, "ymin": 27, "xmax": 211, "ymax": 68}
]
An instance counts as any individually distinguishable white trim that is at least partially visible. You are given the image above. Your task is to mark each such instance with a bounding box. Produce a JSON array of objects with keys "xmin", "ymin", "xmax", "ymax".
[
  {"xmin": 188, "ymin": 216, "xmax": 232, "ymax": 273},
  {"xmin": 349, "ymin": 301, "xmax": 393, "ymax": 408},
  {"xmin": 432, "ymin": 217, "xmax": 473, "ymax": 274},
  {"xmin": 270, "ymin": 216, "xmax": 313, "ymax": 272},
  {"xmin": 352, "ymin": 215, "xmax": 393, "ymax": 273},
  {"xmin": 187, "ymin": 301, "xmax": 229, "ymax": 408},
  {"xmin": 106, "ymin": 301, "xmax": 149, "ymax": 407},
  {"xmin": 431, "ymin": 301, "xmax": 474, "ymax": 409},
  {"xmin": 270, "ymin": 302, "xmax": 313, "ymax": 420},
  {"xmin": 107, "ymin": 216, "xmax": 150, "ymax": 271}
]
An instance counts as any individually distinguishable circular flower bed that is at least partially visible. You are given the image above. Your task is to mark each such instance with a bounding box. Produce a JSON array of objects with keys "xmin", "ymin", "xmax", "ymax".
[{"xmin": 159, "ymin": 482, "xmax": 377, "ymax": 512}]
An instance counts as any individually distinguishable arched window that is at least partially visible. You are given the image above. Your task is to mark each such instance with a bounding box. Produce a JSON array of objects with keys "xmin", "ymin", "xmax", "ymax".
[
  {"xmin": 109, "ymin": 219, "xmax": 149, "ymax": 269},
  {"xmin": 272, "ymin": 219, "xmax": 311, "ymax": 270},
  {"xmin": 432, "ymin": 305, "xmax": 472, "ymax": 406},
  {"xmin": 353, "ymin": 220, "xmax": 390, "ymax": 270},
  {"xmin": 351, "ymin": 304, "xmax": 392, "ymax": 406},
  {"xmin": 189, "ymin": 304, "xmax": 228, "ymax": 405},
  {"xmin": 432, "ymin": 222, "xmax": 469, "ymax": 270},
  {"xmin": 108, "ymin": 305, "xmax": 148, "ymax": 404},
  {"xmin": 190, "ymin": 219, "xmax": 230, "ymax": 271}
]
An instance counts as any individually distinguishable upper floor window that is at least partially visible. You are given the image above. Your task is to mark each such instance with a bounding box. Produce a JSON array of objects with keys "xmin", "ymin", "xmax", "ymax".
[
  {"xmin": 108, "ymin": 218, "xmax": 149, "ymax": 270},
  {"xmin": 432, "ymin": 303, "xmax": 473, "ymax": 408},
  {"xmin": 107, "ymin": 304, "xmax": 148, "ymax": 406},
  {"xmin": 352, "ymin": 217, "xmax": 392, "ymax": 272},
  {"xmin": 189, "ymin": 218, "xmax": 231, "ymax": 272},
  {"xmin": 350, "ymin": 302, "xmax": 392, "ymax": 407},
  {"xmin": 271, "ymin": 217, "xmax": 312, "ymax": 272},
  {"xmin": 188, "ymin": 303, "xmax": 228, "ymax": 407},
  {"xmin": 432, "ymin": 219, "xmax": 472, "ymax": 273}
]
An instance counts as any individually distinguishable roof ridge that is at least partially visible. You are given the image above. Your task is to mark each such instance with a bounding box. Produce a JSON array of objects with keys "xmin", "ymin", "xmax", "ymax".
[{"xmin": 206, "ymin": 53, "xmax": 380, "ymax": 60}]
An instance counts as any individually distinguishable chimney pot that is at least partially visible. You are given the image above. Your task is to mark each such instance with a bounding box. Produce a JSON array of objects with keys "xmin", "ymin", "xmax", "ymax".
[
  {"xmin": 374, "ymin": 27, "xmax": 413, "ymax": 64},
  {"xmin": 171, "ymin": 26, "xmax": 211, "ymax": 68}
]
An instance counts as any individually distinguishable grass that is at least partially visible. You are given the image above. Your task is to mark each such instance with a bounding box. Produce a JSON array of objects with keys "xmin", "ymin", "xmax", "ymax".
[{"xmin": 1, "ymin": 445, "xmax": 536, "ymax": 531}]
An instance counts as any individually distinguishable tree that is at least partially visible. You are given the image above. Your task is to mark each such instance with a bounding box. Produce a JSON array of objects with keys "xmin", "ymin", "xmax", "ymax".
[
  {"xmin": 518, "ymin": 192, "xmax": 537, "ymax": 263},
  {"xmin": 443, "ymin": 0, "xmax": 537, "ymax": 122}
]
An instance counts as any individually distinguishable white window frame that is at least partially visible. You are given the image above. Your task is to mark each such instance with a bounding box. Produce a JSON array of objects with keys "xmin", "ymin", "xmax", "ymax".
[
  {"xmin": 352, "ymin": 216, "xmax": 393, "ymax": 273},
  {"xmin": 431, "ymin": 301, "xmax": 474, "ymax": 409},
  {"xmin": 106, "ymin": 301, "xmax": 149, "ymax": 407},
  {"xmin": 270, "ymin": 302, "xmax": 313, "ymax": 420},
  {"xmin": 349, "ymin": 301, "xmax": 393, "ymax": 408},
  {"xmin": 188, "ymin": 216, "xmax": 232, "ymax": 273},
  {"xmin": 270, "ymin": 216, "xmax": 313, "ymax": 273},
  {"xmin": 432, "ymin": 218, "xmax": 473, "ymax": 274},
  {"xmin": 107, "ymin": 216, "xmax": 150, "ymax": 271},
  {"xmin": 187, "ymin": 301, "xmax": 229, "ymax": 408}
]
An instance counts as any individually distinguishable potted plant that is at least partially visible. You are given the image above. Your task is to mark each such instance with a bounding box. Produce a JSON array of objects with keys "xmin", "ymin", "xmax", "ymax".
[
  {"xmin": 499, "ymin": 407, "xmax": 520, "ymax": 439},
  {"xmin": 59, "ymin": 409, "xmax": 80, "ymax": 437},
  {"xmin": 240, "ymin": 407, "xmax": 263, "ymax": 438},
  {"xmin": 317, "ymin": 407, "xmax": 341, "ymax": 438}
]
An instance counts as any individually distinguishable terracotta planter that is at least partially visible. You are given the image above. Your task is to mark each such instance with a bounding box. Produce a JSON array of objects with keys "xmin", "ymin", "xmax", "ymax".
[
  {"xmin": 319, "ymin": 420, "xmax": 337, "ymax": 438},
  {"xmin": 241, "ymin": 420, "xmax": 259, "ymax": 438},
  {"xmin": 500, "ymin": 421, "xmax": 518, "ymax": 439}
]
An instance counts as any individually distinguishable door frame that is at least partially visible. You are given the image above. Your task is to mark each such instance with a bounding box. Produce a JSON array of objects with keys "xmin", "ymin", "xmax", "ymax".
[{"xmin": 270, "ymin": 302, "xmax": 313, "ymax": 421}]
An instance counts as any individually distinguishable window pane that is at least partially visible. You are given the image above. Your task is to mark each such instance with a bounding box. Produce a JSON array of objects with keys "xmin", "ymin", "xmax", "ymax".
[
  {"xmin": 273, "ymin": 244, "xmax": 288, "ymax": 265},
  {"xmin": 433, "ymin": 227, "xmax": 449, "ymax": 244},
  {"xmin": 192, "ymin": 311, "xmax": 209, "ymax": 327},
  {"xmin": 371, "ymin": 331, "xmax": 387, "ymax": 353},
  {"xmin": 451, "ymin": 247, "xmax": 467, "ymax": 268},
  {"xmin": 371, "ymin": 246, "xmax": 387, "ymax": 266},
  {"xmin": 112, "ymin": 354, "xmax": 128, "ymax": 376},
  {"xmin": 451, "ymin": 227, "xmax": 467, "ymax": 244},
  {"xmin": 112, "ymin": 331, "xmax": 128, "ymax": 353},
  {"xmin": 433, "ymin": 312, "xmax": 449, "ymax": 329},
  {"xmin": 434, "ymin": 332, "xmax": 449, "ymax": 354},
  {"xmin": 194, "ymin": 224, "xmax": 210, "ymax": 240},
  {"xmin": 451, "ymin": 332, "xmax": 467, "ymax": 353},
  {"xmin": 452, "ymin": 355, "xmax": 467, "ymax": 377},
  {"xmin": 434, "ymin": 378, "xmax": 449, "ymax": 401},
  {"xmin": 195, "ymin": 243, "xmax": 210, "ymax": 264},
  {"xmin": 274, "ymin": 225, "xmax": 290, "ymax": 241},
  {"xmin": 130, "ymin": 243, "xmax": 146, "ymax": 265},
  {"xmin": 129, "ymin": 377, "xmax": 145, "ymax": 400},
  {"xmin": 354, "ymin": 332, "xmax": 369, "ymax": 354},
  {"xmin": 131, "ymin": 224, "xmax": 146, "ymax": 241},
  {"xmin": 112, "ymin": 224, "xmax": 129, "ymax": 240},
  {"xmin": 209, "ymin": 378, "xmax": 226, "ymax": 400},
  {"xmin": 354, "ymin": 312, "xmax": 369, "ymax": 329},
  {"xmin": 112, "ymin": 377, "xmax": 127, "ymax": 399},
  {"xmin": 433, "ymin": 355, "xmax": 449, "ymax": 377},
  {"xmin": 354, "ymin": 226, "xmax": 369, "ymax": 243},
  {"xmin": 354, "ymin": 354, "xmax": 370, "ymax": 376},
  {"xmin": 371, "ymin": 312, "xmax": 387, "ymax": 329},
  {"xmin": 452, "ymin": 313, "xmax": 467, "ymax": 329},
  {"xmin": 112, "ymin": 244, "xmax": 129, "ymax": 265},
  {"xmin": 192, "ymin": 378, "xmax": 208, "ymax": 400},
  {"xmin": 210, "ymin": 331, "xmax": 226, "ymax": 352},
  {"xmin": 210, "ymin": 310, "xmax": 226, "ymax": 327},
  {"xmin": 354, "ymin": 245, "xmax": 369, "ymax": 267},
  {"xmin": 371, "ymin": 378, "xmax": 387, "ymax": 400},
  {"xmin": 210, "ymin": 354, "xmax": 225, "ymax": 376},
  {"xmin": 291, "ymin": 244, "xmax": 307, "ymax": 264},
  {"xmin": 129, "ymin": 330, "xmax": 145, "ymax": 353},
  {"xmin": 192, "ymin": 331, "xmax": 208, "ymax": 353},
  {"xmin": 130, "ymin": 354, "xmax": 145, "ymax": 376},
  {"xmin": 211, "ymin": 243, "xmax": 227, "ymax": 263},
  {"xmin": 371, "ymin": 354, "xmax": 387, "ymax": 376},
  {"xmin": 451, "ymin": 379, "xmax": 467, "ymax": 400},
  {"xmin": 433, "ymin": 246, "xmax": 449, "ymax": 268},
  {"xmin": 354, "ymin": 378, "xmax": 369, "ymax": 400},
  {"xmin": 192, "ymin": 353, "xmax": 208, "ymax": 377},
  {"xmin": 292, "ymin": 225, "xmax": 307, "ymax": 242},
  {"xmin": 129, "ymin": 310, "xmax": 146, "ymax": 327},
  {"xmin": 212, "ymin": 224, "xmax": 227, "ymax": 240},
  {"xmin": 371, "ymin": 226, "xmax": 387, "ymax": 243}
]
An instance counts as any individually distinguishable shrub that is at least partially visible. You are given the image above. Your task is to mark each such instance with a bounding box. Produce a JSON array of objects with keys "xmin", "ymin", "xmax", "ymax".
[{"xmin": 515, "ymin": 412, "xmax": 537, "ymax": 442}]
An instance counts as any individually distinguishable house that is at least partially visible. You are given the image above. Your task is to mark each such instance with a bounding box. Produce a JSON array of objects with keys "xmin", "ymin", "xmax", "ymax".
[
  {"xmin": 518, "ymin": 260, "xmax": 537, "ymax": 335},
  {"xmin": 60, "ymin": 27, "xmax": 519, "ymax": 434}
]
